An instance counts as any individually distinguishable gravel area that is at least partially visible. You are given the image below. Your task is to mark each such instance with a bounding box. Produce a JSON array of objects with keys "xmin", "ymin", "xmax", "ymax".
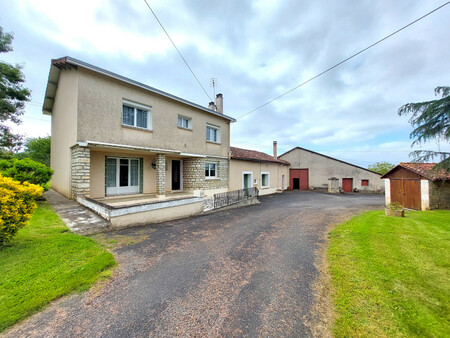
[{"xmin": 2, "ymin": 191, "xmax": 383, "ymax": 337}]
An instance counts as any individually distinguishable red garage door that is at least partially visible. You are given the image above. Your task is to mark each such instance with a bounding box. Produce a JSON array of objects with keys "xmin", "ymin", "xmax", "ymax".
[
  {"xmin": 342, "ymin": 178, "xmax": 353, "ymax": 192},
  {"xmin": 290, "ymin": 169, "xmax": 309, "ymax": 190}
]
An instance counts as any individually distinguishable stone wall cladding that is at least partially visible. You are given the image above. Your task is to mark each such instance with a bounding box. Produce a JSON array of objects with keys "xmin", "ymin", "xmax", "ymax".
[
  {"xmin": 183, "ymin": 157, "xmax": 229, "ymax": 191},
  {"xmin": 429, "ymin": 181, "xmax": 450, "ymax": 209},
  {"xmin": 156, "ymin": 153, "xmax": 166, "ymax": 195},
  {"xmin": 71, "ymin": 145, "xmax": 91, "ymax": 199}
]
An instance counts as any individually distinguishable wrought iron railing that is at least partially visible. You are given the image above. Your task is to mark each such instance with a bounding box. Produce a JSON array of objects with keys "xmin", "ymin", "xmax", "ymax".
[{"xmin": 213, "ymin": 187, "xmax": 259, "ymax": 209}]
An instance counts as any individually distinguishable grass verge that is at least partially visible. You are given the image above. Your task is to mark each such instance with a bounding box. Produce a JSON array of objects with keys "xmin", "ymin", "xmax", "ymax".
[
  {"xmin": 328, "ymin": 210, "xmax": 449, "ymax": 337},
  {"xmin": 0, "ymin": 201, "xmax": 116, "ymax": 333}
]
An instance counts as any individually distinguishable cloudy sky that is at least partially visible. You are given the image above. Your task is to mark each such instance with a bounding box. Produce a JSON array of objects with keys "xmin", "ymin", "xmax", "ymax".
[{"xmin": 1, "ymin": 0, "xmax": 449, "ymax": 167}]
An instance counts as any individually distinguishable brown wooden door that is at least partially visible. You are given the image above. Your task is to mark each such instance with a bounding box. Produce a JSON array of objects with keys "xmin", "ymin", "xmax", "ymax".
[
  {"xmin": 342, "ymin": 178, "xmax": 353, "ymax": 192},
  {"xmin": 290, "ymin": 169, "xmax": 309, "ymax": 190},
  {"xmin": 390, "ymin": 179, "xmax": 421, "ymax": 210}
]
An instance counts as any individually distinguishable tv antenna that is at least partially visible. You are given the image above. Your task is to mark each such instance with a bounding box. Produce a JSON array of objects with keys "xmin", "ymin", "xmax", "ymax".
[{"xmin": 210, "ymin": 78, "xmax": 217, "ymax": 102}]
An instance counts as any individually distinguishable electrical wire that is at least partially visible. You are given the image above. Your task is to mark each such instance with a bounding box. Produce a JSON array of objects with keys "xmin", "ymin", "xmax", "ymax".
[
  {"xmin": 142, "ymin": 0, "xmax": 213, "ymax": 102},
  {"xmin": 237, "ymin": 1, "xmax": 450, "ymax": 120}
]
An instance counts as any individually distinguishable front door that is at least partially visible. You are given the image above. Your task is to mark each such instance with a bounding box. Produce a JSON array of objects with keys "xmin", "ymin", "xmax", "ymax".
[
  {"xmin": 243, "ymin": 172, "xmax": 252, "ymax": 195},
  {"xmin": 172, "ymin": 160, "xmax": 181, "ymax": 190},
  {"xmin": 106, "ymin": 157, "xmax": 140, "ymax": 195}
]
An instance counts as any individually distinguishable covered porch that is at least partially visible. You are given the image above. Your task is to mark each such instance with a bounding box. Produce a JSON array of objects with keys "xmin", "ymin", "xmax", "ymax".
[
  {"xmin": 71, "ymin": 141, "xmax": 208, "ymax": 200},
  {"xmin": 77, "ymin": 191, "xmax": 204, "ymax": 229}
]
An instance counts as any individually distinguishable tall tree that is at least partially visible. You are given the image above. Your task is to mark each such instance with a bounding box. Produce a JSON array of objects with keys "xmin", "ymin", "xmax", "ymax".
[
  {"xmin": 368, "ymin": 161, "xmax": 395, "ymax": 175},
  {"xmin": 16, "ymin": 136, "xmax": 51, "ymax": 166},
  {"xmin": 0, "ymin": 26, "xmax": 31, "ymax": 154},
  {"xmin": 398, "ymin": 86, "xmax": 450, "ymax": 171}
]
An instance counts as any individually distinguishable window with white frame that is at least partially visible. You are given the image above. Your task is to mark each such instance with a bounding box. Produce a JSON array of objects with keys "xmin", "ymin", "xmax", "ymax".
[
  {"xmin": 205, "ymin": 162, "xmax": 217, "ymax": 178},
  {"xmin": 178, "ymin": 115, "xmax": 192, "ymax": 129},
  {"xmin": 261, "ymin": 172, "xmax": 269, "ymax": 188},
  {"xmin": 206, "ymin": 124, "xmax": 220, "ymax": 143},
  {"xmin": 122, "ymin": 100, "xmax": 152, "ymax": 129}
]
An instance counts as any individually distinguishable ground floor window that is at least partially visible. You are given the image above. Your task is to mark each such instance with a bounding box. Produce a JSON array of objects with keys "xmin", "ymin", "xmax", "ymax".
[
  {"xmin": 106, "ymin": 157, "xmax": 141, "ymax": 195},
  {"xmin": 205, "ymin": 162, "xmax": 217, "ymax": 178},
  {"xmin": 261, "ymin": 172, "xmax": 269, "ymax": 188},
  {"xmin": 361, "ymin": 179, "xmax": 369, "ymax": 187}
]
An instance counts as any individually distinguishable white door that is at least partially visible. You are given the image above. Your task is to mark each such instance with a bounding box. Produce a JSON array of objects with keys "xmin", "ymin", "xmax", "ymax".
[{"xmin": 106, "ymin": 158, "xmax": 140, "ymax": 195}]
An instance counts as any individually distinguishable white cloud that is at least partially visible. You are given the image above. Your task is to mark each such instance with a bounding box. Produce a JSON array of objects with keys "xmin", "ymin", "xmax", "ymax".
[{"xmin": 1, "ymin": 0, "xmax": 448, "ymax": 164}]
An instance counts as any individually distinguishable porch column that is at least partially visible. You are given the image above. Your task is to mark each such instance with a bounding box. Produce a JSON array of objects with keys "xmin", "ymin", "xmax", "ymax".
[
  {"xmin": 71, "ymin": 145, "xmax": 90, "ymax": 199},
  {"xmin": 156, "ymin": 153, "xmax": 166, "ymax": 196}
]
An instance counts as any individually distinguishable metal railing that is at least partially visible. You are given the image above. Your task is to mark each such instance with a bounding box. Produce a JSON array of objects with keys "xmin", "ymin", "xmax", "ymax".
[{"xmin": 213, "ymin": 187, "xmax": 259, "ymax": 209}]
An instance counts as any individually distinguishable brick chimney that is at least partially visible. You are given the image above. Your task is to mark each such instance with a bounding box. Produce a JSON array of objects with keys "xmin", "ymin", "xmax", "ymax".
[
  {"xmin": 208, "ymin": 101, "xmax": 215, "ymax": 111},
  {"xmin": 216, "ymin": 93, "xmax": 223, "ymax": 114},
  {"xmin": 273, "ymin": 141, "xmax": 277, "ymax": 159}
]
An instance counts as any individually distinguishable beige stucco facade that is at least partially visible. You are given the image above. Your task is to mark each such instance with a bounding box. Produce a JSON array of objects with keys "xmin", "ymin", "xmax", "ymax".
[
  {"xmin": 279, "ymin": 147, "xmax": 384, "ymax": 192},
  {"xmin": 229, "ymin": 159, "xmax": 289, "ymax": 196},
  {"xmin": 50, "ymin": 69, "xmax": 78, "ymax": 197},
  {"xmin": 76, "ymin": 68, "xmax": 230, "ymax": 158},
  {"xmin": 46, "ymin": 58, "xmax": 233, "ymax": 200}
]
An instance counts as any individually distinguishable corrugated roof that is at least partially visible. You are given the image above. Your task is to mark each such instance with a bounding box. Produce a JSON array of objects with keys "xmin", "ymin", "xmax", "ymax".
[
  {"xmin": 43, "ymin": 56, "xmax": 236, "ymax": 122},
  {"xmin": 230, "ymin": 147, "xmax": 290, "ymax": 165},
  {"xmin": 381, "ymin": 162, "xmax": 450, "ymax": 180}
]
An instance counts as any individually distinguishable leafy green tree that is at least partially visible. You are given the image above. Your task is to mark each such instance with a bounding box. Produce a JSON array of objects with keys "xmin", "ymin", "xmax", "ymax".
[
  {"xmin": 368, "ymin": 161, "xmax": 395, "ymax": 175},
  {"xmin": 16, "ymin": 136, "xmax": 51, "ymax": 166},
  {"xmin": 398, "ymin": 86, "xmax": 449, "ymax": 171},
  {"xmin": 0, "ymin": 158, "xmax": 53, "ymax": 190},
  {"xmin": 0, "ymin": 26, "xmax": 31, "ymax": 153}
]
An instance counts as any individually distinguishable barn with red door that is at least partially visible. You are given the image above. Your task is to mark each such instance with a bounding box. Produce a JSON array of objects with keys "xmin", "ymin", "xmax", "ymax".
[
  {"xmin": 279, "ymin": 146, "xmax": 384, "ymax": 193},
  {"xmin": 381, "ymin": 162, "xmax": 450, "ymax": 210}
]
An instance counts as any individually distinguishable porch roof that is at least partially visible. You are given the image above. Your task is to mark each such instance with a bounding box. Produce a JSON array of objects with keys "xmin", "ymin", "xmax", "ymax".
[{"xmin": 75, "ymin": 140, "xmax": 227, "ymax": 159}]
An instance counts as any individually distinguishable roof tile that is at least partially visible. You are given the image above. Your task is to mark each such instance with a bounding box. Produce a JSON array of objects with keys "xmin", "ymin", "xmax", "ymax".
[{"xmin": 230, "ymin": 147, "xmax": 290, "ymax": 165}]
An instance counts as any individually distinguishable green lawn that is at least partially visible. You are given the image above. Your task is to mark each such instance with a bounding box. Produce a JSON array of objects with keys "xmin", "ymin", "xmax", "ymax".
[
  {"xmin": 328, "ymin": 210, "xmax": 450, "ymax": 337},
  {"xmin": 0, "ymin": 202, "xmax": 116, "ymax": 333}
]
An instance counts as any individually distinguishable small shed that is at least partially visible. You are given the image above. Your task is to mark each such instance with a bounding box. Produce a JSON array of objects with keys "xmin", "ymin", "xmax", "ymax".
[{"xmin": 381, "ymin": 162, "xmax": 450, "ymax": 210}]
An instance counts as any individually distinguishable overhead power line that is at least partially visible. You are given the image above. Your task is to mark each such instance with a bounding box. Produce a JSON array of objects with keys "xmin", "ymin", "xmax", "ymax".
[
  {"xmin": 237, "ymin": 1, "xmax": 450, "ymax": 120},
  {"xmin": 143, "ymin": 0, "xmax": 213, "ymax": 102}
]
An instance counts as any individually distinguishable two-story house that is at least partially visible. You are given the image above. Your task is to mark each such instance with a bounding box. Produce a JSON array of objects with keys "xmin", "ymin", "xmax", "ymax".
[{"xmin": 43, "ymin": 57, "xmax": 235, "ymax": 228}]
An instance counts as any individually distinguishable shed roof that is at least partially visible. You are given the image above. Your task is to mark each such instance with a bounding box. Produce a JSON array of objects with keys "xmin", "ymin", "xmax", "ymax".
[
  {"xmin": 42, "ymin": 56, "xmax": 236, "ymax": 122},
  {"xmin": 381, "ymin": 162, "xmax": 450, "ymax": 181},
  {"xmin": 279, "ymin": 146, "xmax": 381, "ymax": 175},
  {"xmin": 230, "ymin": 147, "xmax": 290, "ymax": 165}
]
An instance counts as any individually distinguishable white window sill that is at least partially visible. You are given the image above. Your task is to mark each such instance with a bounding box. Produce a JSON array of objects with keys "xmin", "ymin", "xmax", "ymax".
[
  {"xmin": 206, "ymin": 140, "xmax": 221, "ymax": 145},
  {"xmin": 178, "ymin": 126, "xmax": 193, "ymax": 131},
  {"xmin": 122, "ymin": 124, "xmax": 152, "ymax": 132},
  {"xmin": 205, "ymin": 177, "xmax": 219, "ymax": 180},
  {"xmin": 261, "ymin": 186, "xmax": 269, "ymax": 189}
]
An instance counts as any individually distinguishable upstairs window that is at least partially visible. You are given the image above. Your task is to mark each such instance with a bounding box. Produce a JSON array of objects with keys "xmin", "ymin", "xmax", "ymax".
[
  {"xmin": 205, "ymin": 162, "xmax": 217, "ymax": 178},
  {"xmin": 178, "ymin": 115, "xmax": 192, "ymax": 129},
  {"xmin": 122, "ymin": 100, "xmax": 152, "ymax": 130},
  {"xmin": 206, "ymin": 124, "xmax": 220, "ymax": 143}
]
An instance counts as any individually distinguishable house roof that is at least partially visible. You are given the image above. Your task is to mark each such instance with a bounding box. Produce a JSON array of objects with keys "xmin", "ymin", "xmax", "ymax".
[
  {"xmin": 230, "ymin": 147, "xmax": 290, "ymax": 165},
  {"xmin": 278, "ymin": 146, "xmax": 381, "ymax": 175},
  {"xmin": 381, "ymin": 162, "xmax": 450, "ymax": 181},
  {"xmin": 42, "ymin": 56, "xmax": 236, "ymax": 122}
]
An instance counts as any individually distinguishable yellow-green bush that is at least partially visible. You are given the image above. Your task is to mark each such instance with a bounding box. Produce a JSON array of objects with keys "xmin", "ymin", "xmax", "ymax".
[{"xmin": 0, "ymin": 174, "xmax": 43, "ymax": 245}]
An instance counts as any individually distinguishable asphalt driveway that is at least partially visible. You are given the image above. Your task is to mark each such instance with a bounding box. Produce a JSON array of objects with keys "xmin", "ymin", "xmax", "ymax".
[{"xmin": 3, "ymin": 191, "xmax": 383, "ymax": 337}]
